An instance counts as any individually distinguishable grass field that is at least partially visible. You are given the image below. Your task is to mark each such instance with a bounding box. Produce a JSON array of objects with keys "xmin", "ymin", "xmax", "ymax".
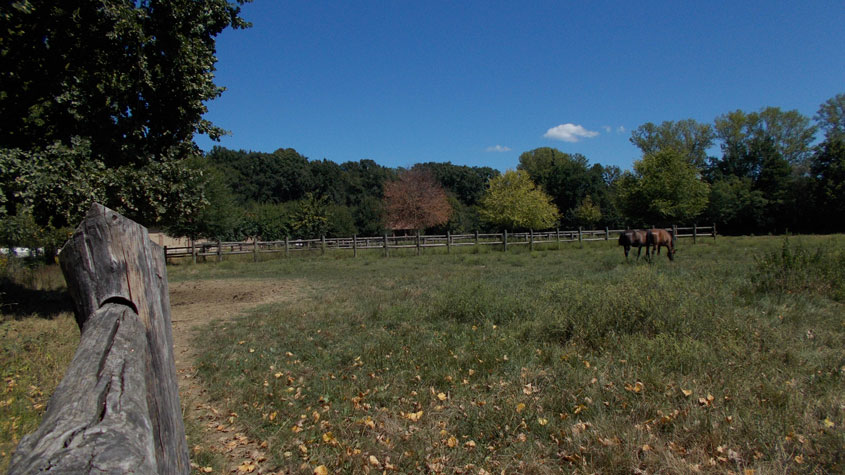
[{"xmin": 2, "ymin": 235, "xmax": 844, "ymax": 473}]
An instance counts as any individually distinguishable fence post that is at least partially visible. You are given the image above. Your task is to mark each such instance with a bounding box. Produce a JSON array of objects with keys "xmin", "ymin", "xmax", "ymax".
[
  {"xmin": 578, "ymin": 227, "xmax": 583, "ymax": 245},
  {"xmin": 693, "ymin": 224, "xmax": 697, "ymax": 244},
  {"xmin": 672, "ymin": 224, "xmax": 677, "ymax": 247},
  {"xmin": 475, "ymin": 230, "xmax": 479, "ymax": 248},
  {"xmin": 383, "ymin": 233, "xmax": 389, "ymax": 257},
  {"xmin": 556, "ymin": 228, "xmax": 561, "ymax": 250},
  {"xmin": 8, "ymin": 203, "xmax": 189, "ymax": 474},
  {"xmin": 191, "ymin": 239, "xmax": 197, "ymax": 264},
  {"xmin": 285, "ymin": 235, "xmax": 289, "ymax": 257},
  {"xmin": 447, "ymin": 231, "xmax": 451, "ymax": 254},
  {"xmin": 416, "ymin": 231, "xmax": 421, "ymax": 256},
  {"xmin": 353, "ymin": 235, "xmax": 358, "ymax": 258},
  {"xmin": 163, "ymin": 245, "xmax": 167, "ymax": 264},
  {"xmin": 529, "ymin": 229, "xmax": 534, "ymax": 251},
  {"xmin": 503, "ymin": 230, "xmax": 508, "ymax": 252},
  {"xmin": 216, "ymin": 240, "xmax": 222, "ymax": 262},
  {"xmin": 253, "ymin": 238, "xmax": 258, "ymax": 261},
  {"xmin": 321, "ymin": 235, "xmax": 326, "ymax": 256},
  {"xmin": 605, "ymin": 227, "xmax": 609, "ymax": 240},
  {"xmin": 712, "ymin": 223, "xmax": 717, "ymax": 240}
]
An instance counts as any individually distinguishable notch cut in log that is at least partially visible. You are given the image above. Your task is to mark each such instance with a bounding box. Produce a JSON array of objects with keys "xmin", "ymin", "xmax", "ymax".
[{"xmin": 9, "ymin": 203, "xmax": 189, "ymax": 474}]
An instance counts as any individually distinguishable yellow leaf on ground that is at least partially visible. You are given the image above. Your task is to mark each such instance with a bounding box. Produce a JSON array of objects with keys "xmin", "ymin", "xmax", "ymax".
[
  {"xmin": 538, "ymin": 417, "xmax": 548, "ymax": 426},
  {"xmin": 516, "ymin": 403, "xmax": 526, "ymax": 413},
  {"xmin": 369, "ymin": 455, "xmax": 380, "ymax": 466},
  {"xmin": 823, "ymin": 417, "xmax": 835, "ymax": 428},
  {"xmin": 314, "ymin": 466, "xmax": 329, "ymax": 475},
  {"xmin": 237, "ymin": 461, "xmax": 256, "ymax": 473},
  {"xmin": 437, "ymin": 392, "xmax": 447, "ymax": 401},
  {"xmin": 447, "ymin": 435, "xmax": 458, "ymax": 448},
  {"xmin": 404, "ymin": 410, "xmax": 423, "ymax": 422},
  {"xmin": 681, "ymin": 389, "xmax": 693, "ymax": 397},
  {"xmin": 201, "ymin": 467, "xmax": 213, "ymax": 473}
]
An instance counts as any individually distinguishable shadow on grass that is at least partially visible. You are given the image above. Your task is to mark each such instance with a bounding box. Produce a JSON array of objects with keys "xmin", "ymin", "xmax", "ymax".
[{"xmin": 0, "ymin": 279, "xmax": 73, "ymax": 320}]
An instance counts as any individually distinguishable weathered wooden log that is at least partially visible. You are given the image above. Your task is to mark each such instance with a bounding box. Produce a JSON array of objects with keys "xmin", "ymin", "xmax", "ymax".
[{"xmin": 9, "ymin": 203, "xmax": 189, "ymax": 474}]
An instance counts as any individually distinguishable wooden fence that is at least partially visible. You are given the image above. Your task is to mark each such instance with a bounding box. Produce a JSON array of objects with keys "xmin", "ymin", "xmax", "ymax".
[
  {"xmin": 9, "ymin": 204, "xmax": 189, "ymax": 474},
  {"xmin": 164, "ymin": 224, "xmax": 716, "ymax": 263}
]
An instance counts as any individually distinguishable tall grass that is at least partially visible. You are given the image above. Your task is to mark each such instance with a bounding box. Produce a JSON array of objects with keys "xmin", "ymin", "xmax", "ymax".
[
  {"xmin": 188, "ymin": 235, "xmax": 845, "ymax": 473},
  {"xmin": 753, "ymin": 237, "xmax": 845, "ymax": 301}
]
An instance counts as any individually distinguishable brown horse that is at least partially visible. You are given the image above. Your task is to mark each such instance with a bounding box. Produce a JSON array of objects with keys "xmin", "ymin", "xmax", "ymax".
[
  {"xmin": 618, "ymin": 229, "xmax": 648, "ymax": 260},
  {"xmin": 646, "ymin": 228, "xmax": 675, "ymax": 261}
]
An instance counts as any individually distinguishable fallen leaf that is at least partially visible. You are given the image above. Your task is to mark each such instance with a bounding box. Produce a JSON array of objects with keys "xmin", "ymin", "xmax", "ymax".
[
  {"xmin": 237, "ymin": 461, "xmax": 256, "ymax": 473},
  {"xmin": 403, "ymin": 410, "xmax": 423, "ymax": 422},
  {"xmin": 447, "ymin": 435, "xmax": 458, "ymax": 448},
  {"xmin": 437, "ymin": 392, "xmax": 447, "ymax": 401},
  {"xmin": 516, "ymin": 403, "xmax": 526, "ymax": 413},
  {"xmin": 681, "ymin": 389, "xmax": 693, "ymax": 397},
  {"xmin": 314, "ymin": 466, "xmax": 329, "ymax": 475},
  {"xmin": 823, "ymin": 417, "xmax": 835, "ymax": 428},
  {"xmin": 369, "ymin": 455, "xmax": 380, "ymax": 466},
  {"xmin": 537, "ymin": 417, "xmax": 548, "ymax": 426},
  {"xmin": 202, "ymin": 467, "xmax": 213, "ymax": 473}
]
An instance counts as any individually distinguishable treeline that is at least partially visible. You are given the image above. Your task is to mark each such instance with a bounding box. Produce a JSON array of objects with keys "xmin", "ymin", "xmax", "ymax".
[{"xmin": 163, "ymin": 93, "xmax": 844, "ymax": 241}]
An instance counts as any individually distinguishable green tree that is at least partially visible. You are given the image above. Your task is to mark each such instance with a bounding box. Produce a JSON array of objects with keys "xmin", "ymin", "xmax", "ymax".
[
  {"xmin": 162, "ymin": 157, "xmax": 244, "ymax": 241},
  {"xmin": 811, "ymin": 137, "xmax": 845, "ymax": 232},
  {"xmin": 815, "ymin": 93, "xmax": 845, "ymax": 142},
  {"xmin": 479, "ymin": 170, "xmax": 559, "ymax": 231},
  {"xmin": 517, "ymin": 147, "xmax": 611, "ymax": 227},
  {"xmin": 289, "ymin": 193, "xmax": 330, "ymax": 239},
  {"xmin": 0, "ymin": 0, "xmax": 250, "ymax": 228},
  {"xmin": 615, "ymin": 150, "xmax": 709, "ymax": 225},
  {"xmin": 572, "ymin": 195, "xmax": 602, "ymax": 229},
  {"xmin": 714, "ymin": 107, "xmax": 816, "ymax": 170},
  {"xmin": 630, "ymin": 119, "xmax": 715, "ymax": 169}
]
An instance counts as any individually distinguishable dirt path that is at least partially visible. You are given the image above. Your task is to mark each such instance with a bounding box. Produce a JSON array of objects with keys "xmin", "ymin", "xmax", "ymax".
[{"xmin": 169, "ymin": 279, "xmax": 306, "ymax": 474}]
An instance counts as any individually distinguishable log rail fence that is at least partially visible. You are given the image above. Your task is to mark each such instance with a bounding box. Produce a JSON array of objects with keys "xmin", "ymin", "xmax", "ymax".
[
  {"xmin": 9, "ymin": 204, "xmax": 189, "ymax": 474},
  {"xmin": 164, "ymin": 224, "xmax": 716, "ymax": 264}
]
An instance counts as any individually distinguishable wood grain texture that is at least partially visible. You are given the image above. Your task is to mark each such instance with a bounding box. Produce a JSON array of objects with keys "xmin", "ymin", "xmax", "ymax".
[{"xmin": 10, "ymin": 203, "xmax": 188, "ymax": 474}]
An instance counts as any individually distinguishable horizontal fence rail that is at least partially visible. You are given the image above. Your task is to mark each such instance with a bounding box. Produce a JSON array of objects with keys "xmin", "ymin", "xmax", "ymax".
[{"xmin": 164, "ymin": 225, "xmax": 716, "ymax": 263}]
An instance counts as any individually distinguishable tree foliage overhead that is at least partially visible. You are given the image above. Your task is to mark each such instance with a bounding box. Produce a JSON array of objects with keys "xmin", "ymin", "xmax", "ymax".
[
  {"xmin": 479, "ymin": 170, "xmax": 559, "ymax": 231},
  {"xmin": 0, "ymin": 0, "xmax": 250, "ymax": 236},
  {"xmin": 0, "ymin": 0, "xmax": 250, "ymax": 165}
]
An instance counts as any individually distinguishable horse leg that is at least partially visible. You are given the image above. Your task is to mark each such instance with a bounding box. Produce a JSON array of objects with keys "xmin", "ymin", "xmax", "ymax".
[
  {"xmin": 636, "ymin": 246, "xmax": 642, "ymax": 261},
  {"xmin": 624, "ymin": 245, "xmax": 630, "ymax": 259}
]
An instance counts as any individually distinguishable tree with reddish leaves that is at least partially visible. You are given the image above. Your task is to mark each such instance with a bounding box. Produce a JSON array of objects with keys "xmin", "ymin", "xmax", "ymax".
[{"xmin": 383, "ymin": 168, "xmax": 452, "ymax": 232}]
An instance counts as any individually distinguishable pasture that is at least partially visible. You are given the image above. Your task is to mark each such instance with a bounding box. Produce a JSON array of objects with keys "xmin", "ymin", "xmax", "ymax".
[{"xmin": 2, "ymin": 235, "xmax": 844, "ymax": 473}]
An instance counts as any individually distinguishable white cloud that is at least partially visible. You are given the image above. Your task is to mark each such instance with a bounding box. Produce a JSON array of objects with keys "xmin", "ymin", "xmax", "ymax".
[
  {"xmin": 485, "ymin": 145, "xmax": 512, "ymax": 152},
  {"xmin": 543, "ymin": 123, "xmax": 599, "ymax": 142},
  {"xmin": 602, "ymin": 126, "xmax": 612, "ymax": 133},
  {"xmin": 617, "ymin": 126, "xmax": 626, "ymax": 134}
]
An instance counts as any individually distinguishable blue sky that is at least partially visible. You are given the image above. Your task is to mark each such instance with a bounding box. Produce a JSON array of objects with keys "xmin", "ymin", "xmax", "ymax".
[{"xmin": 195, "ymin": 0, "xmax": 845, "ymax": 171}]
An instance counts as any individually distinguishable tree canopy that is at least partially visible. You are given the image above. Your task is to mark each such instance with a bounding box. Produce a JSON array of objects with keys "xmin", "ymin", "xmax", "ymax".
[
  {"xmin": 629, "ymin": 119, "xmax": 715, "ymax": 170},
  {"xmin": 383, "ymin": 168, "xmax": 452, "ymax": 232},
  {"xmin": 479, "ymin": 170, "xmax": 560, "ymax": 231},
  {"xmin": 0, "ymin": 0, "xmax": 250, "ymax": 234},
  {"xmin": 615, "ymin": 150, "xmax": 710, "ymax": 226}
]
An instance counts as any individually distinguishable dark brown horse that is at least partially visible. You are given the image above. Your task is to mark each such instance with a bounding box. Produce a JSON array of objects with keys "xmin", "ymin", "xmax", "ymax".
[
  {"xmin": 646, "ymin": 228, "xmax": 675, "ymax": 261},
  {"xmin": 618, "ymin": 229, "xmax": 648, "ymax": 260}
]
